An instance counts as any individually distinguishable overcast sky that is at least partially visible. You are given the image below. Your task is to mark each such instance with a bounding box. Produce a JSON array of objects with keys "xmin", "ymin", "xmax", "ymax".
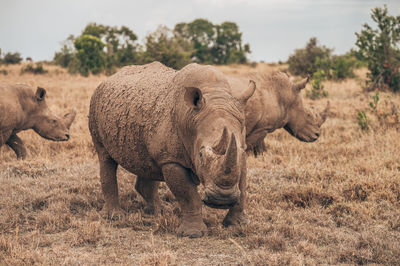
[{"xmin": 0, "ymin": 0, "xmax": 399, "ymax": 62}]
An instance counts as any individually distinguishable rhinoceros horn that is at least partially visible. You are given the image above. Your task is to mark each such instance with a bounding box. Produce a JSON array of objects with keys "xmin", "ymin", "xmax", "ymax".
[
  {"xmin": 293, "ymin": 76, "xmax": 310, "ymax": 91},
  {"xmin": 213, "ymin": 127, "xmax": 229, "ymax": 155},
  {"xmin": 224, "ymin": 133, "xmax": 237, "ymax": 174},
  {"xmin": 63, "ymin": 108, "xmax": 76, "ymax": 129},
  {"xmin": 318, "ymin": 101, "xmax": 330, "ymax": 127},
  {"xmin": 237, "ymin": 80, "xmax": 256, "ymax": 104}
]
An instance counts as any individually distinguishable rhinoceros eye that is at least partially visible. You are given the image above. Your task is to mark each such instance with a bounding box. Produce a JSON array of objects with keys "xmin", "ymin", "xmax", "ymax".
[{"xmin": 199, "ymin": 152, "xmax": 203, "ymax": 159}]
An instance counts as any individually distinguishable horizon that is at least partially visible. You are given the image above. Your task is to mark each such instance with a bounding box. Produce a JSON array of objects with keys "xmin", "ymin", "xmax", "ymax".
[{"xmin": 1, "ymin": 0, "xmax": 399, "ymax": 63}]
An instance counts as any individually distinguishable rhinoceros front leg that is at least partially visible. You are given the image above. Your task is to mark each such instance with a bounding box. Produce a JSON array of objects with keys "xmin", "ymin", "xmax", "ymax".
[
  {"xmin": 6, "ymin": 134, "xmax": 27, "ymax": 160},
  {"xmin": 135, "ymin": 177, "xmax": 160, "ymax": 215},
  {"xmin": 222, "ymin": 168, "xmax": 250, "ymax": 227},
  {"xmin": 162, "ymin": 163, "xmax": 206, "ymax": 238},
  {"xmin": 94, "ymin": 143, "xmax": 124, "ymax": 218}
]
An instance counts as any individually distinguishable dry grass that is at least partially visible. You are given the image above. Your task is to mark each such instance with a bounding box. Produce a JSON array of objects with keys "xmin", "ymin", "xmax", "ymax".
[{"xmin": 0, "ymin": 63, "xmax": 399, "ymax": 265}]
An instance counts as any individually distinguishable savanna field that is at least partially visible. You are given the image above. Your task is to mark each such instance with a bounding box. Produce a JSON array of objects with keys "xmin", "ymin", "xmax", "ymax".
[{"xmin": 0, "ymin": 63, "xmax": 399, "ymax": 265}]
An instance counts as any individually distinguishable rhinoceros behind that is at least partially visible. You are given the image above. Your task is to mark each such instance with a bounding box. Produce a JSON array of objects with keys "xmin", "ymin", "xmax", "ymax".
[
  {"xmin": 228, "ymin": 71, "xmax": 329, "ymax": 156},
  {"xmin": 0, "ymin": 83, "xmax": 76, "ymax": 159},
  {"xmin": 88, "ymin": 62, "xmax": 255, "ymax": 237}
]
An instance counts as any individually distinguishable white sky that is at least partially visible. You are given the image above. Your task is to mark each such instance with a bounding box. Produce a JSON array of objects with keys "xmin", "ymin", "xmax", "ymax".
[{"xmin": 0, "ymin": 0, "xmax": 399, "ymax": 62}]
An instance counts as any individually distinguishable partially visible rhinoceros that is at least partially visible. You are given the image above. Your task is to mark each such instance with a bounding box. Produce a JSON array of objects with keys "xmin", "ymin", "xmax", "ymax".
[
  {"xmin": 89, "ymin": 62, "xmax": 255, "ymax": 238},
  {"xmin": 228, "ymin": 71, "xmax": 329, "ymax": 156},
  {"xmin": 0, "ymin": 83, "xmax": 76, "ymax": 159}
]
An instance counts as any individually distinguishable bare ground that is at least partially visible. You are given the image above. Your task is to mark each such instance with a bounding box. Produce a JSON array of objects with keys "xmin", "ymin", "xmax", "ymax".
[{"xmin": 0, "ymin": 63, "xmax": 399, "ymax": 265}]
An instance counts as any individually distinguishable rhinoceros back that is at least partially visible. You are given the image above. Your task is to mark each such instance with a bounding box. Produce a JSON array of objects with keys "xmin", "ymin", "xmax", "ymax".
[{"xmin": 89, "ymin": 62, "xmax": 176, "ymax": 177}]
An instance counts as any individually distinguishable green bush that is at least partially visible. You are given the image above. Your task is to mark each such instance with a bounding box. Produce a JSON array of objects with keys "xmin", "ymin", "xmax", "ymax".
[
  {"xmin": 141, "ymin": 26, "xmax": 192, "ymax": 69},
  {"xmin": 74, "ymin": 34, "xmax": 106, "ymax": 76},
  {"xmin": 357, "ymin": 111, "xmax": 370, "ymax": 131},
  {"xmin": 20, "ymin": 63, "xmax": 48, "ymax": 74},
  {"xmin": 0, "ymin": 69, "xmax": 8, "ymax": 75},
  {"xmin": 3, "ymin": 52, "xmax": 22, "ymax": 64},
  {"xmin": 355, "ymin": 5, "xmax": 400, "ymax": 91},
  {"xmin": 307, "ymin": 70, "xmax": 328, "ymax": 99},
  {"xmin": 287, "ymin": 37, "xmax": 332, "ymax": 77},
  {"xmin": 54, "ymin": 35, "xmax": 75, "ymax": 68},
  {"xmin": 288, "ymin": 38, "xmax": 357, "ymax": 81},
  {"xmin": 331, "ymin": 55, "xmax": 356, "ymax": 80},
  {"xmin": 357, "ymin": 91, "xmax": 400, "ymax": 132}
]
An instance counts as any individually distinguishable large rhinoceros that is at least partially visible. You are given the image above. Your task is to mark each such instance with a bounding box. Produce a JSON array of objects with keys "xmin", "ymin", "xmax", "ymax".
[
  {"xmin": 0, "ymin": 83, "xmax": 76, "ymax": 159},
  {"xmin": 228, "ymin": 71, "xmax": 329, "ymax": 156},
  {"xmin": 88, "ymin": 62, "xmax": 255, "ymax": 238}
]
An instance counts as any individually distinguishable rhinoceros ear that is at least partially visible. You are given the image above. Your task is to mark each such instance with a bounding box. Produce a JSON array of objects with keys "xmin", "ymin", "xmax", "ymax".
[
  {"xmin": 293, "ymin": 76, "xmax": 309, "ymax": 92},
  {"xmin": 237, "ymin": 80, "xmax": 256, "ymax": 105},
  {"xmin": 35, "ymin": 87, "xmax": 46, "ymax": 101},
  {"xmin": 184, "ymin": 87, "xmax": 205, "ymax": 110}
]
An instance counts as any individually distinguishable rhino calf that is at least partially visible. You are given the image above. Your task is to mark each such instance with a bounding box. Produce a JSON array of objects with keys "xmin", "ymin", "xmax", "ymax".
[
  {"xmin": 89, "ymin": 62, "xmax": 255, "ymax": 237},
  {"xmin": 0, "ymin": 83, "xmax": 76, "ymax": 159},
  {"xmin": 228, "ymin": 72, "xmax": 329, "ymax": 156}
]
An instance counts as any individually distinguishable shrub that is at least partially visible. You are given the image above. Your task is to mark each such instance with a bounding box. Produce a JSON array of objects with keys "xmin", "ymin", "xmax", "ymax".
[
  {"xmin": 54, "ymin": 35, "xmax": 75, "ymax": 68},
  {"xmin": 288, "ymin": 38, "xmax": 358, "ymax": 82},
  {"xmin": 357, "ymin": 91, "xmax": 400, "ymax": 132},
  {"xmin": 142, "ymin": 26, "xmax": 192, "ymax": 69},
  {"xmin": 0, "ymin": 69, "xmax": 7, "ymax": 75},
  {"xmin": 357, "ymin": 111, "xmax": 370, "ymax": 131},
  {"xmin": 355, "ymin": 5, "xmax": 400, "ymax": 91},
  {"xmin": 331, "ymin": 55, "xmax": 356, "ymax": 80},
  {"xmin": 20, "ymin": 63, "xmax": 48, "ymax": 74},
  {"xmin": 74, "ymin": 35, "xmax": 106, "ymax": 76},
  {"xmin": 3, "ymin": 52, "xmax": 22, "ymax": 64},
  {"xmin": 287, "ymin": 37, "xmax": 332, "ymax": 77},
  {"xmin": 307, "ymin": 70, "xmax": 328, "ymax": 99}
]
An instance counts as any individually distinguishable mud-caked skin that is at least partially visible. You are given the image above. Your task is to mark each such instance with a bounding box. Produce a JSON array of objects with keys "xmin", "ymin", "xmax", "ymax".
[
  {"xmin": 0, "ymin": 83, "xmax": 76, "ymax": 159},
  {"xmin": 88, "ymin": 62, "xmax": 256, "ymax": 237},
  {"xmin": 228, "ymin": 72, "xmax": 329, "ymax": 156}
]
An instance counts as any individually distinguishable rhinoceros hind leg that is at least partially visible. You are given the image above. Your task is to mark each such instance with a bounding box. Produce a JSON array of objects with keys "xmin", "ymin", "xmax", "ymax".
[
  {"xmin": 94, "ymin": 142, "xmax": 124, "ymax": 219},
  {"xmin": 135, "ymin": 177, "xmax": 160, "ymax": 215},
  {"xmin": 6, "ymin": 134, "xmax": 27, "ymax": 160},
  {"xmin": 162, "ymin": 163, "xmax": 206, "ymax": 238}
]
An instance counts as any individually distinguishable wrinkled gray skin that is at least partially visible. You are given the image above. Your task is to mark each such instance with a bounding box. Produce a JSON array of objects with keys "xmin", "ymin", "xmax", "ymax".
[
  {"xmin": 228, "ymin": 71, "xmax": 329, "ymax": 156},
  {"xmin": 0, "ymin": 83, "xmax": 76, "ymax": 159},
  {"xmin": 88, "ymin": 62, "xmax": 256, "ymax": 237}
]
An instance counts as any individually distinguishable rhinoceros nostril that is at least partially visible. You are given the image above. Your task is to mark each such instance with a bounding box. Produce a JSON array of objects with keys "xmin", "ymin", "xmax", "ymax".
[
  {"xmin": 315, "ymin": 133, "xmax": 320, "ymax": 137},
  {"xmin": 65, "ymin": 134, "xmax": 70, "ymax": 140}
]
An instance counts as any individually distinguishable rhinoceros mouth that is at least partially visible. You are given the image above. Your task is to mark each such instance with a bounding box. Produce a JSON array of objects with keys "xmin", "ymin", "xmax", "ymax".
[
  {"xmin": 202, "ymin": 199, "xmax": 236, "ymax": 209},
  {"xmin": 41, "ymin": 135, "xmax": 69, "ymax": 142},
  {"xmin": 202, "ymin": 192, "xmax": 238, "ymax": 209}
]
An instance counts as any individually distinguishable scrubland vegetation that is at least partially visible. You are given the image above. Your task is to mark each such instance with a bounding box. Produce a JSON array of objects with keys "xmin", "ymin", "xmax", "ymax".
[
  {"xmin": 0, "ymin": 62, "xmax": 399, "ymax": 265},
  {"xmin": 1, "ymin": 5, "xmax": 399, "ymax": 265}
]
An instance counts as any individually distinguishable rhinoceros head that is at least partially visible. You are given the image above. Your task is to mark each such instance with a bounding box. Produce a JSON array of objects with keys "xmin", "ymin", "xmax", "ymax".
[
  {"xmin": 175, "ymin": 64, "xmax": 256, "ymax": 209},
  {"xmin": 31, "ymin": 87, "xmax": 76, "ymax": 141},
  {"xmin": 283, "ymin": 77, "xmax": 329, "ymax": 142}
]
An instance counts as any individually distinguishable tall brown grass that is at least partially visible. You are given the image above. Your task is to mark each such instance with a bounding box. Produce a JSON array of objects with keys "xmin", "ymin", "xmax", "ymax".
[{"xmin": 0, "ymin": 63, "xmax": 399, "ymax": 265}]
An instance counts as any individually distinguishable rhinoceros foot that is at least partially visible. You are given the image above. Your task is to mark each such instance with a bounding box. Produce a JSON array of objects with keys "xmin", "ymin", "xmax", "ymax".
[
  {"xmin": 100, "ymin": 206, "xmax": 125, "ymax": 220},
  {"xmin": 177, "ymin": 219, "xmax": 207, "ymax": 238},
  {"xmin": 222, "ymin": 211, "xmax": 250, "ymax": 227},
  {"xmin": 143, "ymin": 204, "xmax": 160, "ymax": 216}
]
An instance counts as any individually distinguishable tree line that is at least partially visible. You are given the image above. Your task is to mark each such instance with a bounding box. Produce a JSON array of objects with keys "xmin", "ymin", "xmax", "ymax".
[
  {"xmin": 52, "ymin": 19, "xmax": 251, "ymax": 76},
  {"xmin": 2, "ymin": 6, "xmax": 399, "ymax": 92}
]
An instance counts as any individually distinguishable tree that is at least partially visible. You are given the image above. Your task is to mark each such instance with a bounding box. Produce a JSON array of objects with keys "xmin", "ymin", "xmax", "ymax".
[
  {"xmin": 142, "ymin": 26, "xmax": 192, "ymax": 69},
  {"xmin": 174, "ymin": 19, "xmax": 215, "ymax": 63},
  {"xmin": 355, "ymin": 5, "xmax": 400, "ymax": 91},
  {"xmin": 74, "ymin": 34, "xmax": 106, "ymax": 76},
  {"xmin": 53, "ymin": 35, "xmax": 75, "ymax": 68},
  {"xmin": 3, "ymin": 52, "xmax": 23, "ymax": 64},
  {"xmin": 82, "ymin": 23, "xmax": 139, "ymax": 67},
  {"xmin": 174, "ymin": 19, "xmax": 250, "ymax": 65}
]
